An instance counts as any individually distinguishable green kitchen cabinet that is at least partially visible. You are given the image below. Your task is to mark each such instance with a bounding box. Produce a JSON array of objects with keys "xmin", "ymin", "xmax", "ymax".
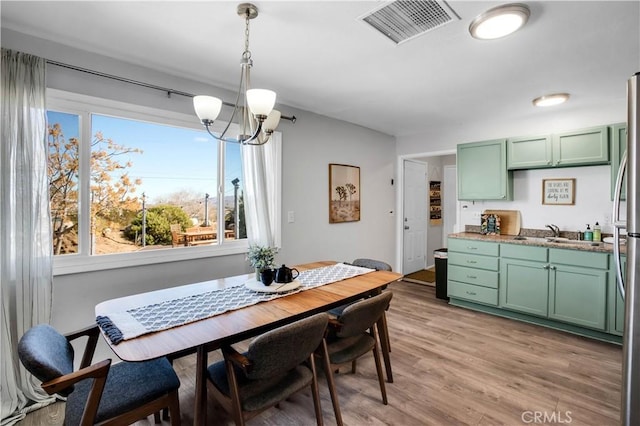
[
  {"xmin": 610, "ymin": 123, "xmax": 627, "ymax": 201},
  {"xmin": 508, "ymin": 125, "xmax": 610, "ymax": 170},
  {"xmin": 552, "ymin": 125, "xmax": 609, "ymax": 167},
  {"xmin": 507, "ymin": 134, "xmax": 553, "ymax": 169},
  {"xmin": 548, "ymin": 263, "xmax": 608, "ymax": 331},
  {"xmin": 547, "ymin": 249, "xmax": 608, "ymax": 331},
  {"xmin": 499, "ymin": 244, "xmax": 549, "ymax": 316},
  {"xmin": 500, "ymin": 257, "xmax": 550, "ymax": 317},
  {"xmin": 457, "ymin": 139, "xmax": 513, "ymax": 200},
  {"xmin": 609, "ymin": 254, "xmax": 626, "ymax": 335},
  {"xmin": 448, "ymin": 238, "xmax": 500, "ymax": 306}
]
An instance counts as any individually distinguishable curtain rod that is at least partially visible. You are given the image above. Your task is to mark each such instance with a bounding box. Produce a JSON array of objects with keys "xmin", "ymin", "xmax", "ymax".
[{"xmin": 46, "ymin": 59, "xmax": 297, "ymax": 123}]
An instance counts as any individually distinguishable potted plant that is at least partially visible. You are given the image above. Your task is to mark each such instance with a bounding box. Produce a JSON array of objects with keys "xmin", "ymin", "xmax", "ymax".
[{"xmin": 246, "ymin": 245, "xmax": 278, "ymax": 282}]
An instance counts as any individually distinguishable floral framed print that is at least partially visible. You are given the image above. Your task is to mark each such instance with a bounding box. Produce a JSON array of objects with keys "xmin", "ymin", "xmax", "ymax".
[{"xmin": 329, "ymin": 163, "xmax": 360, "ymax": 223}]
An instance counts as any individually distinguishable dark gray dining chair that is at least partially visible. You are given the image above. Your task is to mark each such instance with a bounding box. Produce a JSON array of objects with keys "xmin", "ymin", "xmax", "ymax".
[
  {"xmin": 18, "ymin": 324, "xmax": 181, "ymax": 426},
  {"xmin": 321, "ymin": 291, "xmax": 393, "ymax": 407},
  {"xmin": 328, "ymin": 258, "xmax": 394, "ymax": 382},
  {"xmin": 207, "ymin": 313, "xmax": 330, "ymax": 426}
]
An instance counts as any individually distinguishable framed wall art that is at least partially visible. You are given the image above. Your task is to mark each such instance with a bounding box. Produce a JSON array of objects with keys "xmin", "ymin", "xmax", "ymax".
[
  {"xmin": 542, "ymin": 178, "xmax": 575, "ymax": 205},
  {"xmin": 429, "ymin": 180, "xmax": 442, "ymax": 225},
  {"xmin": 329, "ymin": 163, "xmax": 360, "ymax": 223}
]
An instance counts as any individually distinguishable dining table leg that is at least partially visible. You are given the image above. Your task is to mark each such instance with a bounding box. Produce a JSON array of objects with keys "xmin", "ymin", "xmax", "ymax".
[{"xmin": 194, "ymin": 345, "xmax": 208, "ymax": 425}]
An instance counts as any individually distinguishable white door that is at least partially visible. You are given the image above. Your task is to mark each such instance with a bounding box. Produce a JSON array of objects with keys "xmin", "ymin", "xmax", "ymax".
[
  {"xmin": 443, "ymin": 165, "xmax": 457, "ymax": 247},
  {"xmin": 403, "ymin": 160, "xmax": 427, "ymax": 274}
]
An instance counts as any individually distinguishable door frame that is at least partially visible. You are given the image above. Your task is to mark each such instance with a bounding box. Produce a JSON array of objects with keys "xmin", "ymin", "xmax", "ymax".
[{"xmin": 395, "ymin": 149, "xmax": 456, "ymax": 273}]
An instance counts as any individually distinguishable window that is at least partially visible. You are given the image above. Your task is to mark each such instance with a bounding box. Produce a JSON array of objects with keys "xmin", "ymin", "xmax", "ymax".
[{"xmin": 46, "ymin": 90, "xmax": 277, "ymax": 275}]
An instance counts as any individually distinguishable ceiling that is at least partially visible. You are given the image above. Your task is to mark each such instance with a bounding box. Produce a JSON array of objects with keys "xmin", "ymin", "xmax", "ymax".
[{"xmin": 2, "ymin": 1, "xmax": 639, "ymax": 139}]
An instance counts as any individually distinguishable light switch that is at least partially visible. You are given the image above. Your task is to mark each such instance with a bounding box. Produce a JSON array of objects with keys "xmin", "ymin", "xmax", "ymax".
[{"xmin": 287, "ymin": 211, "xmax": 295, "ymax": 223}]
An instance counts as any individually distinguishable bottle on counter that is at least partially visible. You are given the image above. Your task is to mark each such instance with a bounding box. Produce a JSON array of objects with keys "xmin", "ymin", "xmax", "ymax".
[
  {"xmin": 593, "ymin": 222, "xmax": 602, "ymax": 242},
  {"xmin": 584, "ymin": 224, "xmax": 593, "ymax": 241}
]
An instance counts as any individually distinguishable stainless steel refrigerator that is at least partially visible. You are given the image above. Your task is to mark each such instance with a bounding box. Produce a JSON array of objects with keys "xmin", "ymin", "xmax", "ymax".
[{"xmin": 614, "ymin": 71, "xmax": 640, "ymax": 425}]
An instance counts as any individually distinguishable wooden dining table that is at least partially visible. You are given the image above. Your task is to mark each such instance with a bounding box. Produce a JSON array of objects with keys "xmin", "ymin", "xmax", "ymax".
[{"xmin": 95, "ymin": 260, "xmax": 401, "ymax": 425}]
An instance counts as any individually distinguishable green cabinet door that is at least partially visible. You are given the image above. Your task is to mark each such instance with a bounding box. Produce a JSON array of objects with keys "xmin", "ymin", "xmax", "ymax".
[
  {"xmin": 552, "ymin": 125, "xmax": 610, "ymax": 167},
  {"xmin": 457, "ymin": 139, "xmax": 513, "ymax": 200},
  {"xmin": 610, "ymin": 123, "xmax": 627, "ymax": 201},
  {"xmin": 500, "ymin": 258, "xmax": 549, "ymax": 317},
  {"xmin": 507, "ymin": 135, "xmax": 553, "ymax": 170},
  {"xmin": 609, "ymin": 254, "xmax": 626, "ymax": 335},
  {"xmin": 548, "ymin": 264, "xmax": 608, "ymax": 330}
]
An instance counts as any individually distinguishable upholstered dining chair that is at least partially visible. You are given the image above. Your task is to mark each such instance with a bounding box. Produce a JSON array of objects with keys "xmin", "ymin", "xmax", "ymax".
[
  {"xmin": 321, "ymin": 291, "xmax": 393, "ymax": 407},
  {"xmin": 206, "ymin": 313, "xmax": 330, "ymax": 426},
  {"xmin": 18, "ymin": 324, "xmax": 181, "ymax": 426},
  {"xmin": 328, "ymin": 258, "xmax": 394, "ymax": 382}
]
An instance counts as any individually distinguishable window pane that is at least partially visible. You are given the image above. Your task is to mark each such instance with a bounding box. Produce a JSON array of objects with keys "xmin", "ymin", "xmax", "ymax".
[
  {"xmin": 225, "ymin": 142, "xmax": 246, "ymax": 240},
  {"xmin": 90, "ymin": 114, "xmax": 219, "ymax": 254},
  {"xmin": 48, "ymin": 111, "xmax": 80, "ymax": 255}
]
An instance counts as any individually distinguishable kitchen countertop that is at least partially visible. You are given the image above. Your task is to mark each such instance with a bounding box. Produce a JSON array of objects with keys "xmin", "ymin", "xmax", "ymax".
[{"xmin": 449, "ymin": 232, "xmax": 627, "ymax": 254}]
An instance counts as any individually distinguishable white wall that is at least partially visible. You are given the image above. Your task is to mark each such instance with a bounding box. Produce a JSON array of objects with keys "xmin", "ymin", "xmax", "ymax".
[
  {"xmin": 459, "ymin": 165, "xmax": 623, "ymax": 235},
  {"xmin": 2, "ymin": 30, "xmax": 396, "ymax": 358}
]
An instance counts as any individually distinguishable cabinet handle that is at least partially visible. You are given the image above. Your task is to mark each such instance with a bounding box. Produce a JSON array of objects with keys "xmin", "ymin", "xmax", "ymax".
[
  {"xmin": 467, "ymin": 260, "xmax": 478, "ymax": 264},
  {"xmin": 465, "ymin": 291, "xmax": 477, "ymax": 296},
  {"xmin": 467, "ymin": 247, "xmax": 478, "ymax": 250},
  {"xmin": 543, "ymin": 264, "xmax": 550, "ymax": 269},
  {"xmin": 550, "ymin": 265, "xmax": 557, "ymax": 270},
  {"xmin": 467, "ymin": 275, "xmax": 477, "ymax": 279}
]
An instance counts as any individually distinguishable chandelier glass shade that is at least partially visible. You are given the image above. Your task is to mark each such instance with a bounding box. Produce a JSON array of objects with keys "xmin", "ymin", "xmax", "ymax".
[{"xmin": 193, "ymin": 3, "xmax": 280, "ymax": 145}]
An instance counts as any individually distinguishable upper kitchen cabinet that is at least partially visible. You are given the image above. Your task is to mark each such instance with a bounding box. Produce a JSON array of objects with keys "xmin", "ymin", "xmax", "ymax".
[
  {"xmin": 508, "ymin": 125, "xmax": 610, "ymax": 170},
  {"xmin": 507, "ymin": 135, "xmax": 553, "ymax": 169},
  {"xmin": 552, "ymin": 125, "xmax": 609, "ymax": 167},
  {"xmin": 610, "ymin": 123, "xmax": 627, "ymax": 201},
  {"xmin": 457, "ymin": 139, "xmax": 513, "ymax": 200}
]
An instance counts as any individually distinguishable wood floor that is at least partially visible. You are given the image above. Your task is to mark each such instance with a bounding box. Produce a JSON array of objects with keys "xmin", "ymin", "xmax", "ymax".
[{"xmin": 22, "ymin": 281, "xmax": 622, "ymax": 426}]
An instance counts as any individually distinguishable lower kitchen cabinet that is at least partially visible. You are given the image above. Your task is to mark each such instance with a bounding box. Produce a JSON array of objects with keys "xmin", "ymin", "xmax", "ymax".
[
  {"xmin": 448, "ymin": 237, "xmax": 619, "ymax": 343},
  {"xmin": 549, "ymin": 263, "xmax": 607, "ymax": 331},
  {"xmin": 448, "ymin": 239, "xmax": 499, "ymax": 306},
  {"xmin": 609, "ymin": 254, "xmax": 626, "ymax": 335},
  {"xmin": 500, "ymin": 258, "xmax": 549, "ymax": 317}
]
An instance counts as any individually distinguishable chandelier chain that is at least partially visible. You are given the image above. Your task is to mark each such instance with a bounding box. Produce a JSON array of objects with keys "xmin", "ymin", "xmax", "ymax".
[{"xmin": 243, "ymin": 12, "xmax": 251, "ymax": 60}]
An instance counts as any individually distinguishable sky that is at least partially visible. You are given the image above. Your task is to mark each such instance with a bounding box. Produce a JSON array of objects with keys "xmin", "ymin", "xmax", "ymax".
[{"xmin": 47, "ymin": 110, "xmax": 244, "ymax": 205}]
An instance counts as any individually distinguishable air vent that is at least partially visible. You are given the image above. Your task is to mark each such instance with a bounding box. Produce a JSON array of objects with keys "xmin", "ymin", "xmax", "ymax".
[{"xmin": 360, "ymin": 0, "xmax": 460, "ymax": 45}]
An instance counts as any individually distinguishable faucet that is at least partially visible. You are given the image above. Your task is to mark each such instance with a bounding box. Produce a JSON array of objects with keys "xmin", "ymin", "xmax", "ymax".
[{"xmin": 546, "ymin": 224, "xmax": 560, "ymax": 237}]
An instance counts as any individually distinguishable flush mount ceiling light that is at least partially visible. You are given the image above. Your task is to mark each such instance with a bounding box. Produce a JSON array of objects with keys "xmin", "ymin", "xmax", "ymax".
[
  {"xmin": 532, "ymin": 93, "xmax": 570, "ymax": 107},
  {"xmin": 194, "ymin": 3, "xmax": 289, "ymax": 145},
  {"xmin": 469, "ymin": 3, "xmax": 530, "ymax": 40}
]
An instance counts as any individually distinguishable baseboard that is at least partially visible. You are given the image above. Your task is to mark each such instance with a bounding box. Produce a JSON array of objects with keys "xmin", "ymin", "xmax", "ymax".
[{"xmin": 402, "ymin": 278, "xmax": 435, "ymax": 287}]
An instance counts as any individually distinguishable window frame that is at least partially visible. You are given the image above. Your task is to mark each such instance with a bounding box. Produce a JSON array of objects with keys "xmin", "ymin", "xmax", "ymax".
[{"xmin": 47, "ymin": 89, "xmax": 281, "ymax": 276}]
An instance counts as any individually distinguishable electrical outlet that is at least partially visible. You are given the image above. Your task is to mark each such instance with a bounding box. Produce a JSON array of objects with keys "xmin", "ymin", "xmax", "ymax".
[
  {"xmin": 287, "ymin": 211, "xmax": 295, "ymax": 223},
  {"xmin": 472, "ymin": 211, "xmax": 482, "ymax": 219},
  {"xmin": 603, "ymin": 213, "xmax": 611, "ymax": 225}
]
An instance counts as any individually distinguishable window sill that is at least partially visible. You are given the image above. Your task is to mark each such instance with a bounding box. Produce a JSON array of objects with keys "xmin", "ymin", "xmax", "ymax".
[{"xmin": 53, "ymin": 240, "xmax": 249, "ymax": 276}]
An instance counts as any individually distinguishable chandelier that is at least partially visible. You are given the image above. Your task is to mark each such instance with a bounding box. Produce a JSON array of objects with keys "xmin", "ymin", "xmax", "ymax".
[{"xmin": 193, "ymin": 3, "xmax": 281, "ymax": 145}]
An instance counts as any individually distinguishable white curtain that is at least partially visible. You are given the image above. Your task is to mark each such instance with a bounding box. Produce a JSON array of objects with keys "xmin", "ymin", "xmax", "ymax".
[
  {"xmin": 241, "ymin": 133, "xmax": 281, "ymax": 248},
  {"xmin": 1, "ymin": 49, "xmax": 55, "ymax": 425}
]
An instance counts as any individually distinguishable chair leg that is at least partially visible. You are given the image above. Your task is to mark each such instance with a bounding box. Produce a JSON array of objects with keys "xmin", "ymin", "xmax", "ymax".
[
  {"xmin": 225, "ymin": 359, "xmax": 246, "ymax": 426},
  {"xmin": 167, "ymin": 389, "xmax": 181, "ymax": 426},
  {"xmin": 351, "ymin": 360, "xmax": 357, "ymax": 374},
  {"xmin": 154, "ymin": 412, "xmax": 161, "ymax": 424},
  {"xmin": 371, "ymin": 327, "xmax": 388, "ymax": 405},
  {"xmin": 377, "ymin": 312, "xmax": 393, "ymax": 383},
  {"xmin": 320, "ymin": 339, "xmax": 343, "ymax": 426},
  {"xmin": 309, "ymin": 353, "xmax": 324, "ymax": 426}
]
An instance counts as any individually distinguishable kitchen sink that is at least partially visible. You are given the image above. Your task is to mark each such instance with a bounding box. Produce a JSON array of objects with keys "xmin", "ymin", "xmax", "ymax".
[{"xmin": 512, "ymin": 236, "xmax": 601, "ymax": 246}]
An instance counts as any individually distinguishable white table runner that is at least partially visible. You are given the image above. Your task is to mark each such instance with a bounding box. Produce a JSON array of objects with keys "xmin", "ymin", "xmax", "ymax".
[{"xmin": 97, "ymin": 263, "xmax": 373, "ymax": 344}]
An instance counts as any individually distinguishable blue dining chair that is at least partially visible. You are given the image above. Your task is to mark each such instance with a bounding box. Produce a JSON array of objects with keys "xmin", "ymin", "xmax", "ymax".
[{"xmin": 18, "ymin": 324, "xmax": 181, "ymax": 426}]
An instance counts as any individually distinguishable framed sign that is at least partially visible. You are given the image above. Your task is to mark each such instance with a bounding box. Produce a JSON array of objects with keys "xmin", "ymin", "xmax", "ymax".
[
  {"xmin": 429, "ymin": 181, "xmax": 442, "ymax": 225},
  {"xmin": 542, "ymin": 178, "xmax": 575, "ymax": 205},
  {"xmin": 329, "ymin": 164, "xmax": 360, "ymax": 223}
]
